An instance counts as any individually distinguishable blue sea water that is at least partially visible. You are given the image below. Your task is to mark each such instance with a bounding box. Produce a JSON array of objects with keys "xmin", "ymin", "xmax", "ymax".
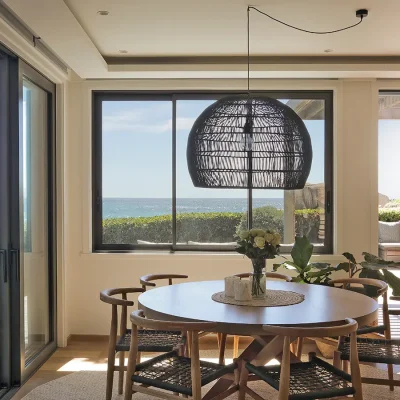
[{"xmin": 102, "ymin": 198, "xmax": 283, "ymax": 219}]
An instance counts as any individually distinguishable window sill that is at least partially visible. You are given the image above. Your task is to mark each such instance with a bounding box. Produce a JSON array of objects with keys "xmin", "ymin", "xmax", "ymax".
[{"xmin": 82, "ymin": 250, "xmax": 344, "ymax": 263}]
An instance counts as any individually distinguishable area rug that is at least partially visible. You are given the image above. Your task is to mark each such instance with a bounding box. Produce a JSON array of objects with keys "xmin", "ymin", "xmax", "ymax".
[{"xmin": 21, "ymin": 365, "xmax": 399, "ymax": 400}]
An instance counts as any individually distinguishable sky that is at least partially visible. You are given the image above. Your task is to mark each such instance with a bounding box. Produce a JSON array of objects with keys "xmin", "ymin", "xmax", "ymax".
[
  {"xmin": 378, "ymin": 120, "xmax": 400, "ymax": 200},
  {"xmin": 102, "ymin": 99, "xmax": 325, "ymax": 199}
]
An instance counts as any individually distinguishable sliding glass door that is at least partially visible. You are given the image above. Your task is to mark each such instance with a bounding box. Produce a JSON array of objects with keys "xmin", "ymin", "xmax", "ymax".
[
  {"xmin": 0, "ymin": 46, "xmax": 56, "ymax": 398},
  {"xmin": 19, "ymin": 63, "xmax": 56, "ymax": 379}
]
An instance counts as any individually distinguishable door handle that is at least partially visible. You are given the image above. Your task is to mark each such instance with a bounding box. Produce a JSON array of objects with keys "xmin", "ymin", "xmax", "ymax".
[
  {"xmin": 0, "ymin": 249, "xmax": 7, "ymax": 282},
  {"xmin": 326, "ymin": 190, "xmax": 331, "ymax": 214},
  {"xmin": 10, "ymin": 249, "xmax": 19, "ymax": 281}
]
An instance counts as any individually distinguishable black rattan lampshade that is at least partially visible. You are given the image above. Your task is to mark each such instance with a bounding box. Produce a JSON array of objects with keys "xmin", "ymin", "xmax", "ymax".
[{"xmin": 187, "ymin": 94, "xmax": 313, "ymax": 189}]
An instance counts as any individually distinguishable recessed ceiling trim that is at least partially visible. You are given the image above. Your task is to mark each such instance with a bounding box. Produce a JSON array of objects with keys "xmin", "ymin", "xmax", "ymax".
[{"xmin": 105, "ymin": 55, "xmax": 400, "ymax": 66}]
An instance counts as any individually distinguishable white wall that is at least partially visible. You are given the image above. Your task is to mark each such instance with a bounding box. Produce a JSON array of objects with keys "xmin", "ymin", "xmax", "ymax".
[{"xmin": 63, "ymin": 78, "xmax": 381, "ymax": 338}]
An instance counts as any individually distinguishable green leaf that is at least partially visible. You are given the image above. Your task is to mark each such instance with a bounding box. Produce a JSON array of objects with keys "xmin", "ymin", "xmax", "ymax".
[
  {"xmin": 304, "ymin": 264, "xmax": 313, "ymax": 272},
  {"xmin": 281, "ymin": 261, "xmax": 300, "ymax": 271},
  {"xmin": 361, "ymin": 252, "xmax": 400, "ymax": 269},
  {"xmin": 358, "ymin": 269, "xmax": 383, "ymax": 297},
  {"xmin": 235, "ymin": 246, "xmax": 247, "ymax": 255},
  {"xmin": 306, "ymin": 267, "xmax": 335, "ymax": 278},
  {"xmin": 291, "ymin": 276, "xmax": 305, "ymax": 283},
  {"xmin": 309, "ymin": 262, "xmax": 331, "ymax": 270},
  {"xmin": 342, "ymin": 252, "xmax": 357, "ymax": 264},
  {"xmin": 272, "ymin": 263, "xmax": 281, "ymax": 271},
  {"xmin": 335, "ymin": 262, "xmax": 350, "ymax": 272},
  {"xmin": 382, "ymin": 270, "xmax": 400, "ymax": 296},
  {"xmin": 290, "ymin": 236, "xmax": 313, "ymax": 270}
]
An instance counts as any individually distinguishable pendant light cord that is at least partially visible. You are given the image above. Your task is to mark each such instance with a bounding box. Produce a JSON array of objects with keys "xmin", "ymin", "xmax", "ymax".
[
  {"xmin": 247, "ymin": 6, "xmax": 250, "ymax": 93},
  {"xmin": 249, "ymin": 6, "xmax": 365, "ymax": 35},
  {"xmin": 246, "ymin": 6, "xmax": 366, "ymax": 92}
]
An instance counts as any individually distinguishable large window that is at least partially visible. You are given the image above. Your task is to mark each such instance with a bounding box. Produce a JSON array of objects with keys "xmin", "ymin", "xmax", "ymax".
[{"xmin": 93, "ymin": 91, "xmax": 333, "ymax": 253}]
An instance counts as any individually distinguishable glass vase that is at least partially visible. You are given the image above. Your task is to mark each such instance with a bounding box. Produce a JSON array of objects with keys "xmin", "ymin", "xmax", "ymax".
[{"xmin": 250, "ymin": 258, "xmax": 266, "ymax": 299}]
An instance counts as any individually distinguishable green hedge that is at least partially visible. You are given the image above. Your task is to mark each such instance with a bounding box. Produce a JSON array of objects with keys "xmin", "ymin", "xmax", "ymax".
[
  {"xmin": 103, "ymin": 207, "xmax": 323, "ymax": 245},
  {"xmin": 103, "ymin": 212, "xmax": 242, "ymax": 244},
  {"xmin": 236, "ymin": 206, "xmax": 284, "ymax": 236},
  {"xmin": 379, "ymin": 209, "xmax": 400, "ymax": 222}
]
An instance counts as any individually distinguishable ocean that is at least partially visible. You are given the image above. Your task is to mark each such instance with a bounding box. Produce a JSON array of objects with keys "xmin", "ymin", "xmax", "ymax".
[{"xmin": 103, "ymin": 198, "xmax": 283, "ymax": 219}]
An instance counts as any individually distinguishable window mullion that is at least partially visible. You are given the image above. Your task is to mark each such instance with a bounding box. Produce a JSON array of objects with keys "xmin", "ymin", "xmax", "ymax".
[
  {"xmin": 248, "ymin": 188, "xmax": 252, "ymax": 230},
  {"xmin": 172, "ymin": 97, "xmax": 177, "ymax": 249}
]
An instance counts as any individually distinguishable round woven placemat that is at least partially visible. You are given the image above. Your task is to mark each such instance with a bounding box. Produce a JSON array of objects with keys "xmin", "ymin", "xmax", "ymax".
[{"xmin": 211, "ymin": 289, "xmax": 305, "ymax": 307}]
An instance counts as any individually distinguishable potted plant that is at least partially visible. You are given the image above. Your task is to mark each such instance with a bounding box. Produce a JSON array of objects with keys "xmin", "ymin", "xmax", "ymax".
[
  {"xmin": 236, "ymin": 228, "xmax": 280, "ymax": 298},
  {"xmin": 272, "ymin": 236, "xmax": 335, "ymax": 284},
  {"xmin": 336, "ymin": 252, "xmax": 400, "ymax": 297}
]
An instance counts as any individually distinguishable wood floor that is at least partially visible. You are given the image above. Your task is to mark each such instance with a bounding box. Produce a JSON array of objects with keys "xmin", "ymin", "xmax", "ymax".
[
  {"xmin": 10, "ymin": 332, "xmax": 400, "ymax": 400},
  {"xmin": 11, "ymin": 335, "xmax": 250, "ymax": 400}
]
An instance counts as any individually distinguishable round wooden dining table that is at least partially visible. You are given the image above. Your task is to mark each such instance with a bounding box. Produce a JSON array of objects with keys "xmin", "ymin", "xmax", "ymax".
[{"xmin": 138, "ymin": 280, "xmax": 378, "ymax": 400}]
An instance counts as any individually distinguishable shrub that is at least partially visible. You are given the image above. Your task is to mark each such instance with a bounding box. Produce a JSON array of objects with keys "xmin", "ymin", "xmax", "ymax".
[
  {"xmin": 236, "ymin": 206, "xmax": 285, "ymax": 237},
  {"xmin": 176, "ymin": 212, "xmax": 242, "ymax": 242},
  {"xmin": 103, "ymin": 207, "xmax": 323, "ymax": 245},
  {"xmin": 103, "ymin": 212, "xmax": 243, "ymax": 244},
  {"xmin": 379, "ymin": 209, "xmax": 400, "ymax": 222}
]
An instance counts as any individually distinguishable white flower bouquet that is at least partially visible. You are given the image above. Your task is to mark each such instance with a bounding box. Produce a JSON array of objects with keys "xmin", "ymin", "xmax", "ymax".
[{"xmin": 236, "ymin": 228, "xmax": 281, "ymax": 297}]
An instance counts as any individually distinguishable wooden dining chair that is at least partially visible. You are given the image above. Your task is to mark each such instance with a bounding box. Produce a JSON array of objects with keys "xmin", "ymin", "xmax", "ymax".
[
  {"xmin": 124, "ymin": 310, "xmax": 238, "ymax": 400},
  {"xmin": 218, "ymin": 272, "xmax": 292, "ymax": 364},
  {"xmin": 100, "ymin": 288, "xmax": 186, "ymax": 400},
  {"xmin": 140, "ymin": 273, "xmax": 214, "ymax": 355},
  {"xmin": 140, "ymin": 273, "xmax": 189, "ymax": 290},
  {"xmin": 331, "ymin": 278, "xmax": 400, "ymax": 391},
  {"xmin": 239, "ymin": 318, "xmax": 363, "ymax": 400}
]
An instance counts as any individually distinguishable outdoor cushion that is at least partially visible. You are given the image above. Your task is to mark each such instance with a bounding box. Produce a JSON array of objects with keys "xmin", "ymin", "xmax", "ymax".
[
  {"xmin": 379, "ymin": 243, "xmax": 400, "ymax": 249},
  {"xmin": 379, "ymin": 221, "xmax": 400, "ymax": 243}
]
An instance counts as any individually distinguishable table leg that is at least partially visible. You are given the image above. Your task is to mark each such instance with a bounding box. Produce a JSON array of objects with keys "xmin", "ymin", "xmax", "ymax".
[
  {"xmin": 202, "ymin": 378, "xmax": 234, "ymax": 400},
  {"xmin": 202, "ymin": 335, "xmax": 288, "ymax": 400}
]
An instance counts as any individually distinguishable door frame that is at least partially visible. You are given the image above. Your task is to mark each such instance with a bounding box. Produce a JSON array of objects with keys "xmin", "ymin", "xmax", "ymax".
[{"xmin": 0, "ymin": 45, "xmax": 19, "ymax": 398}]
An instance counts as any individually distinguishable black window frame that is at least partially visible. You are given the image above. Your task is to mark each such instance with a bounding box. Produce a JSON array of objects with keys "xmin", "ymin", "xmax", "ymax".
[{"xmin": 92, "ymin": 90, "xmax": 333, "ymax": 254}]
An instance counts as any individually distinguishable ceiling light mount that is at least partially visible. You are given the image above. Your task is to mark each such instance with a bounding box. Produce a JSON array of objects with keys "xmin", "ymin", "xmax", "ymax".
[
  {"xmin": 356, "ymin": 9, "xmax": 368, "ymax": 19},
  {"xmin": 97, "ymin": 10, "xmax": 109, "ymax": 16}
]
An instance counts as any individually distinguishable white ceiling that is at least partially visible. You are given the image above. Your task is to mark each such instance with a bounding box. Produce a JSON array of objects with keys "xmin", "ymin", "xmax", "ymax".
[
  {"xmin": 3, "ymin": 0, "xmax": 400, "ymax": 79},
  {"xmin": 63, "ymin": 0, "xmax": 400, "ymax": 57}
]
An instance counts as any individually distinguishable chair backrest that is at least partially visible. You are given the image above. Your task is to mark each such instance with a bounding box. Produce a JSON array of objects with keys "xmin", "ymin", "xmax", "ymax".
[
  {"xmin": 329, "ymin": 277, "xmax": 388, "ymax": 297},
  {"xmin": 131, "ymin": 309, "xmax": 217, "ymax": 332},
  {"xmin": 234, "ymin": 272, "xmax": 292, "ymax": 282},
  {"xmin": 263, "ymin": 319, "xmax": 361, "ymax": 400},
  {"xmin": 330, "ymin": 277, "xmax": 390, "ymax": 338},
  {"xmin": 140, "ymin": 274, "xmax": 189, "ymax": 290},
  {"xmin": 100, "ymin": 287, "xmax": 145, "ymax": 343},
  {"xmin": 263, "ymin": 317, "xmax": 358, "ymax": 338}
]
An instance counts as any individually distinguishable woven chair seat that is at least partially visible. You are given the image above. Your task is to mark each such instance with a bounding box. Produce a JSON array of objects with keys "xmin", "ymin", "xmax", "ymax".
[
  {"xmin": 356, "ymin": 324, "xmax": 386, "ymax": 335},
  {"xmin": 132, "ymin": 351, "xmax": 236, "ymax": 396},
  {"xmin": 339, "ymin": 336, "xmax": 400, "ymax": 364},
  {"xmin": 116, "ymin": 329, "xmax": 185, "ymax": 352},
  {"xmin": 246, "ymin": 356, "xmax": 355, "ymax": 400}
]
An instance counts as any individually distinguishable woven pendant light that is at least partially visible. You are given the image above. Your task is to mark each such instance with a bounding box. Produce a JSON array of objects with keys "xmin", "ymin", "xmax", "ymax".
[
  {"xmin": 186, "ymin": 7, "xmax": 314, "ymax": 189},
  {"xmin": 187, "ymin": 94, "xmax": 313, "ymax": 189}
]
